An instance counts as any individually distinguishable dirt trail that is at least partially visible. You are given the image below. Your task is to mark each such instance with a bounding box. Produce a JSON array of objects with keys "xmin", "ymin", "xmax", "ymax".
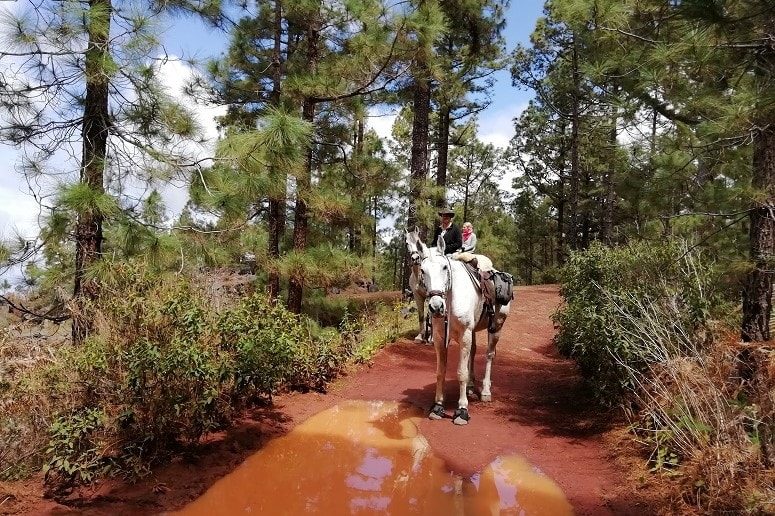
[{"xmin": 2, "ymin": 285, "xmax": 654, "ymax": 515}]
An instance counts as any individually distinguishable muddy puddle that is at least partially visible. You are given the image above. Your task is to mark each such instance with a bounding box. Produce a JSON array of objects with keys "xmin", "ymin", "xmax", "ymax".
[{"xmin": 175, "ymin": 400, "xmax": 572, "ymax": 515}]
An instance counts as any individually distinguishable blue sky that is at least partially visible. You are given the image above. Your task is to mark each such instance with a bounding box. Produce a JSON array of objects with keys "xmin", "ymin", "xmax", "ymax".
[{"xmin": 479, "ymin": 0, "xmax": 544, "ymax": 147}]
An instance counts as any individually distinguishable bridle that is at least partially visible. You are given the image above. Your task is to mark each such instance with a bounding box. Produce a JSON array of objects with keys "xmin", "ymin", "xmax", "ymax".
[{"xmin": 421, "ymin": 253, "xmax": 452, "ymax": 348}]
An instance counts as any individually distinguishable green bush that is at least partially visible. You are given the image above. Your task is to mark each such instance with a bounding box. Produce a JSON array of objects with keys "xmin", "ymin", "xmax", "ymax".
[
  {"xmin": 44, "ymin": 408, "xmax": 108, "ymax": 485},
  {"xmin": 5, "ymin": 262, "xmax": 359, "ymax": 486},
  {"xmin": 219, "ymin": 294, "xmax": 301, "ymax": 397},
  {"xmin": 2, "ymin": 261, "xmax": 408, "ymax": 487},
  {"xmin": 554, "ymin": 241, "xmax": 718, "ymax": 403}
]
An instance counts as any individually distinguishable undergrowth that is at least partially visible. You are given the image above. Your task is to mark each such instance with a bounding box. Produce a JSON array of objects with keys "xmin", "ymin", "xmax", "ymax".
[
  {"xmin": 555, "ymin": 241, "xmax": 774, "ymax": 514},
  {"xmin": 0, "ymin": 261, "xmax": 406, "ymax": 490}
]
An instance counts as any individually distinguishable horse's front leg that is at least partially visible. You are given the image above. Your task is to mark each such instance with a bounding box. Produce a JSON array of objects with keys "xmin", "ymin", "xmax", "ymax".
[
  {"xmin": 429, "ymin": 317, "xmax": 447, "ymax": 420},
  {"xmin": 453, "ymin": 327, "xmax": 473, "ymax": 426},
  {"xmin": 414, "ymin": 292, "xmax": 426, "ymax": 342}
]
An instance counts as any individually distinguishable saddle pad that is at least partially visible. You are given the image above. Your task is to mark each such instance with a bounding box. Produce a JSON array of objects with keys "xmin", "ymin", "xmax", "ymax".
[{"xmin": 453, "ymin": 252, "xmax": 494, "ymax": 271}]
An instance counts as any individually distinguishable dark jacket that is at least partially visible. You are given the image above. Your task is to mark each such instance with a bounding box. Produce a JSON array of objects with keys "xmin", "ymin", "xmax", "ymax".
[{"xmin": 430, "ymin": 223, "xmax": 462, "ymax": 254}]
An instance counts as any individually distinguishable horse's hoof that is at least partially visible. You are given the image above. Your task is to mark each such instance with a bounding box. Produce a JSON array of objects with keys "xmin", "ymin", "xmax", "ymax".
[
  {"xmin": 428, "ymin": 403, "xmax": 445, "ymax": 420},
  {"xmin": 414, "ymin": 334, "xmax": 423, "ymax": 342},
  {"xmin": 480, "ymin": 394, "xmax": 492, "ymax": 402},
  {"xmin": 452, "ymin": 408, "xmax": 470, "ymax": 426}
]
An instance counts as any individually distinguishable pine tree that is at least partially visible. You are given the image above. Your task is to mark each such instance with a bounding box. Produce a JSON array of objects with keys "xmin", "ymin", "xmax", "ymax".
[
  {"xmin": 0, "ymin": 0, "xmax": 205, "ymax": 342},
  {"xmin": 553, "ymin": 0, "xmax": 774, "ymax": 341},
  {"xmin": 432, "ymin": 0, "xmax": 507, "ymax": 209},
  {"xmin": 208, "ymin": 0, "xmax": 403, "ymax": 313}
]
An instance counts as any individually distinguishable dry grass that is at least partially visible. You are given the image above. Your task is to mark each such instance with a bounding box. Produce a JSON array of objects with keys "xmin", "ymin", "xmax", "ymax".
[
  {"xmin": 0, "ymin": 313, "xmax": 72, "ymax": 480},
  {"xmin": 608, "ymin": 290, "xmax": 774, "ymax": 514}
]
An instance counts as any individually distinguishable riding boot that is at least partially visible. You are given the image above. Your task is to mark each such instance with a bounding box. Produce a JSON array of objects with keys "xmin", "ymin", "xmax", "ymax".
[{"xmin": 486, "ymin": 302, "xmax": 496, "ymax": 333}]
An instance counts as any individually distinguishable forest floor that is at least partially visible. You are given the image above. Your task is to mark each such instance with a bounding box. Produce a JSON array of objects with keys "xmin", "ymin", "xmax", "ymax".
[{"xmin": 1, "ymin": 285, "xmax": 669, "ymax": 515}]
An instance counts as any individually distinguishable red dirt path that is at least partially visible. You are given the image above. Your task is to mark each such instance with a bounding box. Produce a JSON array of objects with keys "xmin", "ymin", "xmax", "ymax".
[{"xmin": 1, "ymin": 285, "xmax": 655, "ymax": 515}]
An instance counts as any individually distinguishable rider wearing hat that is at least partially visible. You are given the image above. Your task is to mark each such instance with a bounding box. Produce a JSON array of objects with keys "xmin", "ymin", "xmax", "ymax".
[{"xmin": 431, "ymin": 207, "xmax": 462, "ymax": 254}]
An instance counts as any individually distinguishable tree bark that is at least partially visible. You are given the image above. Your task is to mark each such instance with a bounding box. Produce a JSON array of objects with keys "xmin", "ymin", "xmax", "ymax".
[
  {"xmin": 555, "ymin": 119, "xmax": 567, "ymax": 264},
  {"xmin": 741, "ymin": 121, "xmax": 775, "ymax": 342},
  {"xmin": 566, "ymin": 36, "xmax": 581, "ymax": 252},
  {"xmin": 287, "ymin": 15, "xmax": 318, "ymax": 314},
  {"xmin": 463, "ymin": 152, "xmax": 472, "ymax": 221},
  {"xmin": 435, "ymin": 105, "xmax": 450, "ymax": 209},
  {"xmin": 72, "ymin": 0, "xmax": 112, "ymax": 344},
  {"xmin": 407, "ymin": 69, "xmax": 431, "ymax": 235},
  {"xmin": 267, "ymin": 0, "xmax": 284, "ymax": 302},
  {"xmin": 526, "ymin": 211, "xmax": 534, "ymax": 285},
  {"xmin": 371, "ymin": 195, "xmax": 377, "ymax": 286},
  {"xmin": 349, "ymin": 117, "xmax": 365, "ymax": 253},
  {"xmin": 600, "ymin": 86, "xmax": 617, "ymax": 244},
  {"xmin": 403, "ymin": 60, "xmax": 431, "ymax": 293}
]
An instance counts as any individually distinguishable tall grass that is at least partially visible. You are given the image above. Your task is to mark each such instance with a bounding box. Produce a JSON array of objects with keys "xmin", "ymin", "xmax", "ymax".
[{"xmin": 556, "ymin": 241, "xmax": 774, "ymax": 513}]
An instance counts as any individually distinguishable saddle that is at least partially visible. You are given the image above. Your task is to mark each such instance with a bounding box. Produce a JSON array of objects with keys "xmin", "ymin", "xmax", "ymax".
[{"xmin": 452, "ymin": 253, "xmax": 514, "ymax": 333}]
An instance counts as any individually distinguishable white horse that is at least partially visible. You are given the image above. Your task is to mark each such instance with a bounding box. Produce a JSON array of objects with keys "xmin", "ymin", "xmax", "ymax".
[{"xmin": 418, "ymin": 235, "xmax": 511, "ymax": 425}]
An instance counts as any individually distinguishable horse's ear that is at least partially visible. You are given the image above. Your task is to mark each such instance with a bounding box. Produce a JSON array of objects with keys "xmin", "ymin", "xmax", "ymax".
[
  {"xmin": 405, "ymin": 226, "xmax": 420, "ymax": 245},
  {"xmin": 436, "ymin": 235, "xmax": 446, "ymax": 255}
]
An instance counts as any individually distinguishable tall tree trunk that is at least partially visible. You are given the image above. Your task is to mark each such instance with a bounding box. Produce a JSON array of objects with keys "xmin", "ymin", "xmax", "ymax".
[
  {"xmin": 526, "ymin": 211, "xmax": 534, "ymax": 285},
  {"xmin": 403, "ymin": 60, "xmax": 431, "ymax": 293},
  {"xmin": 407, "ymin": 70, "xmax": 431, "ymax": 235},
  {"xmin": 371, "ymin": 195, "xmax": 377, "ymax": 286},
  {"xmin": 463, "ymin": 153, "xmax": 472, "ymax": 221},
  {"xmin": 267, "ymin": 0, "xmax": 284, "ymax": 302},
  {"xmin": 567, "ymin": 36, "xmax": 581, "ymax": 252},
  {"xmin": 741, "ymin": 121, "xmax": 775, "ymax": 342},
  {"xmin": 600, "ymin": 86, "xmax": 617, "ymax": 244},
  {"xmin": 556, "ymin": 119, "xmax": 567, "ymax": 264},
  {"xmin": 349, "ymin": 116, "xmax": 365, "ymax": 253},
  {"xmin": 72, "ymin": 0, "xmax": 112, "ymax": 345},
  {"xmin": 287, "ymin": 17, "xmax": 318, "ymax": 314},
  {"xmin": 580, "ymin": 170, "xmax": 591, "ymax": 249},
  {"xmin": 435, "ymin": 105, "xmax": 450, "ymax": 209}
]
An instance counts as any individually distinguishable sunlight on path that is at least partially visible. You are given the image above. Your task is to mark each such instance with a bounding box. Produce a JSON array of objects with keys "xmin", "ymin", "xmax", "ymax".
[{"xmin": 174, "ymin": 401, "xmax": 572, "ymax": 515}]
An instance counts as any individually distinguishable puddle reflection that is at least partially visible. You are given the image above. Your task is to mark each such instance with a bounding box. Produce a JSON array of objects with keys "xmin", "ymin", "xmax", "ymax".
[{"xmin": 175, "ymin": 401, "xmax": 572, "ymax": 515}]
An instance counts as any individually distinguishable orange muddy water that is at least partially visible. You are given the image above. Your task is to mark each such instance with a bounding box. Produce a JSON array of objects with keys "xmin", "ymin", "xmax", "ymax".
[{"xmin": 175, "ymin": 400, "xmax": 572, "ymax": 516}]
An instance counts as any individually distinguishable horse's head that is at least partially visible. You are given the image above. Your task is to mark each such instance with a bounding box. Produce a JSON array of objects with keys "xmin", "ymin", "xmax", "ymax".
[
  {"xmin": 421, "ymin": 235, "xmax": 452, "ymax": 317},
  {"xmin": 405, "ymin": 227, "xmax": 429, "ymax": 266}
]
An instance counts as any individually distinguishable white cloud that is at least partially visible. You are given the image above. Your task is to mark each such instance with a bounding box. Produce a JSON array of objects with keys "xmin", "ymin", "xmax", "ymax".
[
  {"xmin": 0, "ymin": 144, "xmax": 41, "ymax": 239},
  {"xmin": 157, "ymin": 58, "xmax": 225, "ymax": 144},
  {"xmin": 155, "ymin": 58, "xmax": 227, "ymax": 219},
  {"xmin": 0, "ymin": 190, "xmax": 39, "ymax": 240},
  {"xmin": 478, "ymin": 102, "xmax": 527, "ymax": 150},
  {"xmin": 367, "ymin": 108, "xmax": 397, "ymax": 142}
]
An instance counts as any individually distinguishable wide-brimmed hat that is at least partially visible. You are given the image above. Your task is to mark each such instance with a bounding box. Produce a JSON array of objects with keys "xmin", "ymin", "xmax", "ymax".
[{"xmin": 437, "ymin": 207, "xmax": 455, "ymax": 217}]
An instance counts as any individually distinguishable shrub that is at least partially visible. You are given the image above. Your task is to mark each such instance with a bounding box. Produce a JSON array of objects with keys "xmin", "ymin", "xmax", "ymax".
[
  {"xmin": 219, "ymin": 294, "xmax": 301, "ymax": 397},
  {"xmin": 554, "ymin": 241, "xmax": 717, "ymax": 403},
  {"xmin": 345, "ymin": 302, "xmax": 413, "ymax": 363},
  {"xmin": 2, "ymin": 262, "xmax": 409, "ymax": 487},
  {"xmin": 1, "ymin": 262, "xmax": 363, "ymax": 486},
  {"xmin": 555, "ymin": 242, "xmax": 774, "ymax": 512}
]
